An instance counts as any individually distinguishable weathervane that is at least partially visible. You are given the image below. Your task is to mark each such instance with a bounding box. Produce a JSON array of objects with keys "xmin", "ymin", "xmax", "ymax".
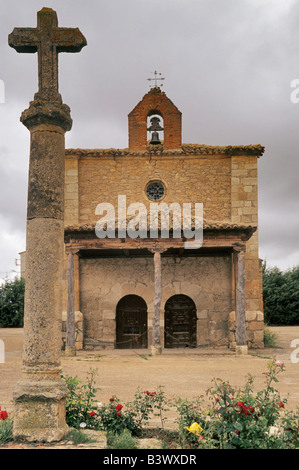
[{"xmin": 147, "ymin": 70, "xmax": 165, "ymax": 89}]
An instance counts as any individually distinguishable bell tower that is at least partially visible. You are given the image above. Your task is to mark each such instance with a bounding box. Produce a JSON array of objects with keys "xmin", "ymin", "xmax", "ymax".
[{"xmin": 128, "ymin": 85, "xmax": 182, "ymax": 151}]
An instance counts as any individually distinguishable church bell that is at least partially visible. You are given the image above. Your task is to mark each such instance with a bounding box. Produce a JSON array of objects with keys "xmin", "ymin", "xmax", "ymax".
[
  {"xmin": 148, "ymin": 116, "xmax": 163, "ymax": 145},
  {"xmin": 150, "ymin": 131, "xmax": 161, "ymax": 145}
]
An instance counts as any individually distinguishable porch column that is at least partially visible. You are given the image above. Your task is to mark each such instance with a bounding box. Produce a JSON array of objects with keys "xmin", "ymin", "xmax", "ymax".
[
  {"xmin": 65, "ymin": 251, "xmax": 76, "ymax": 356},
  {"xmin": 150, "ymin": 248, "xmax": 166, "ymax": 355},
  {"xmin": 235, "ymin": 247, "xmax": 248, "ymax": 354}
]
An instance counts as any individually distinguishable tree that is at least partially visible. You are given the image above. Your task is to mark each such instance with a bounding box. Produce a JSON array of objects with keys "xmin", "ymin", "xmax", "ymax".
[
  {"xmin": 0, "ymin": 277, "xmax": 25, "ymax": 327},
  {"xmin": 263, "ymin": 264, "xmax": 299, "ymax": 326}
]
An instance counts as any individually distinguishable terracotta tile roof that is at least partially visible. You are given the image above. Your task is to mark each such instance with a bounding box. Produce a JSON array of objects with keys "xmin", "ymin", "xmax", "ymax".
[
  {"xmin": 65, "ymin": 143, "xmax": 264, "ymax": 158},
  {"xmin": 65, "ymin": 218, "xmax": 256, "ymax": 232}
]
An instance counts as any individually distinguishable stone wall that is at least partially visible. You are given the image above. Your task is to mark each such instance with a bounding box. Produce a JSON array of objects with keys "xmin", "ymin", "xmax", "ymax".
[
  {"xmin": 64, "ymin": 145, "xmax": 264, "ymax": 350},
  {"xmin": 65, "ymin": 151, "xmax": 232, "ymax": 226},
  {"xmin": 230, "ymin": 155, "xmax": 264, "ymax": 347},
  {"xmin": 79, "ymin": 254, "xmax": 233, "ymax": 349}
]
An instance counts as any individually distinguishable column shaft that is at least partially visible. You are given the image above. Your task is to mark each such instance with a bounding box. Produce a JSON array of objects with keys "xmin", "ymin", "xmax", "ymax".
[
  {"xmin": 235, "ymin": 249, "xmax": 247, "ymax": 348},
  {"xmin": 152, "ymin": 251, "xmax": 162, "ymax": 355}
]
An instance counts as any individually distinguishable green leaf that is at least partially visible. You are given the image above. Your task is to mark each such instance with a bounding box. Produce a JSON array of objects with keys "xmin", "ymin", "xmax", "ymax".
[{"xmin": 234, "ymin": 421, "xmax": 243, "ymax": 432}]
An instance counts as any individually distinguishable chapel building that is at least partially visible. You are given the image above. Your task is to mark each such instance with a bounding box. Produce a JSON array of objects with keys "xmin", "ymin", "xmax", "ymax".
[{"xmin": 62, "ymin": 86, "xmax": 265, "ymax": 351}]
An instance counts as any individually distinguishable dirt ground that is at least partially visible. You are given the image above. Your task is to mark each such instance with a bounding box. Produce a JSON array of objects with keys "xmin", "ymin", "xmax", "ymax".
[{"xmin": 1, "ymin": 326, "xmax": 299, "ymax": 431}]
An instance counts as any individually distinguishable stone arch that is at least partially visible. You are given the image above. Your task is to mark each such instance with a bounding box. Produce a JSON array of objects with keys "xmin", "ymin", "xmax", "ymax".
[
  {"xmin": 115, "ymin": 294, "xmax": 148, "ymax": 349},
  {"xmin": 147, "ymin": 110, "xmax": 164, "ymax": 145},
  {"xmin": 164, "ymin": 294, "xmax": 197, "ymax": 348}
]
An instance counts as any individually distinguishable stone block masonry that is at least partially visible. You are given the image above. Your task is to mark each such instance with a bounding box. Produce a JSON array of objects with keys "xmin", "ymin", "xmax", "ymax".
[{"xmin": 64, "ymin": 142, "xmax": 264, "ymax": 350}]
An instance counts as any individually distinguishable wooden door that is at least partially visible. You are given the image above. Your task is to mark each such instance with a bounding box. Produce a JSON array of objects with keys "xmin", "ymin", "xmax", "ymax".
[
  {"xmin": 164, "ymin": 295, "xmax": 197, "ymax": 348},
  {"xmin": 116, "ymin": 295, "xmax": 148, "ymax": 349}
]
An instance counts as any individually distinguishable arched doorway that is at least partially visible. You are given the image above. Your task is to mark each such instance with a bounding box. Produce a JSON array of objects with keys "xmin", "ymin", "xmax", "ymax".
[
  {"xmin": 164, "ymin": 295, "xmax": 197, "ymax": 348},
  {"xmin": 116, "ymin": 295, "xmax": 148, "ymax": 349}
]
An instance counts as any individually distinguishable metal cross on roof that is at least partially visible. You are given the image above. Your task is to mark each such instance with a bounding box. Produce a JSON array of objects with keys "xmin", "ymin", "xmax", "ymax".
[{"xmin": 147, "ymin": 70, "xmax": 165, "ymax": 89}]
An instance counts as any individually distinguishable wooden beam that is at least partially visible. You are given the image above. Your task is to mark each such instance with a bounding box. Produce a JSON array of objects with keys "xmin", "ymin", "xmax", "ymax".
[{"xmin": 65, "ymin": 234, "xmax": 248, "ymax": 253}]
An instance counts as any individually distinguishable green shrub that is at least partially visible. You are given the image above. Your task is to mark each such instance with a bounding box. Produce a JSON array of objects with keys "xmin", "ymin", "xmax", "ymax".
[
  {"xmin": 63, "ymin": 361, "xmax": 299, "ymax": 449},
  {"xmin": 66, "ymin": 428, "xmax": 96, "ymax": 444},
  {"xmin": 127, "ymin": 387, "xmax": 169, "ymax": 430},
  {"xmin": 63, "ymin": 368, "xmax": 100, "ymax": 429},
  {"xmin": 176, "ymin": 358, "xmax": 299, "ymax": 449},
  {"xmin": 174, "ymin": 396, "xmax": 206, "ymax": 448},
  {"xmin": 63, "ymin": 369, "xmax": 167, "ymax": 437},
  {"xmin": 0, "ymin": 278, "xmax": 24, "ymax": 327},
  {"xmin": 107, "ymin": 428, "xmax": 138, "ymax": 449},
  {"xmin": 264, "ymin": 327, "xmax": 278, "ymax": 347},
  {"xmin": 95, "ymin": 397, "xmax": 141, "ymax": 436},
  {"xmin": 263, "ymin": 264, "xmax": 299, "ymax": 326},
  {"xmin": 0, "ymin": 418, "xmax": 13, "ymax": 445}
]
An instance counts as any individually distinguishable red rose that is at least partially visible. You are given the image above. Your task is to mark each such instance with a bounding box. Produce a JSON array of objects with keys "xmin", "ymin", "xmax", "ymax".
[
  {"xmin": 234, "ymin": 430, "xmax": 240, "ymax": 435},
  {"xmin": 109, "ymin": 398, "xmax": 115, "ymax": 402},
  {"xmin": 115, "ymin": 404, "xmax": 123, "ymax": 412},
  {"xmin": 278, "ymin": 402, "xmax": 284, "ymax": 408},
  {"xmin": 89, "ymin": 411, "xmax": 96, "ymax": 417},
  {"xmin": 0, "ymin": 410, "xmax": 8, "ymax": 420},
  {"xmin": 215, "ymin": 397, "xmax": 219, "ymax": 402},
  {"xmin": 117, "ymin": 412, "xmax": 121, "ymax": 417}
]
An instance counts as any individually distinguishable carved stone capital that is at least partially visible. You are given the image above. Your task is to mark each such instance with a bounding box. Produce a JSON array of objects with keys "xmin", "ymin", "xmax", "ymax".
[
  {"xmin": 21, "ymin": 99, "xmax": 72, "ymax": 132},
  {"xmin": 148, "ymin": 246, "xmax": 168, "ymax": 254},
  {"xmin": 232, "ymin": 243, "xmax": 246, "ymax": 253}
]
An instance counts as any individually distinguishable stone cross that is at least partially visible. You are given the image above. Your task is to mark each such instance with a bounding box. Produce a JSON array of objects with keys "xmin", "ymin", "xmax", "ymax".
[
  {"xmin": 8, "ymin": 8, "xmax": 86, "ymax": 442},
  {"xmin": 8, "ymin": 7, "xmax": 87, "ymax": 101}
]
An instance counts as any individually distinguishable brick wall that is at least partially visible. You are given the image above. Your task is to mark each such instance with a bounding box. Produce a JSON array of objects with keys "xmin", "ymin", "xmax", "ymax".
[{"xmin": 128, "ymin": 87, "xmax": 182, "ymax": 150}]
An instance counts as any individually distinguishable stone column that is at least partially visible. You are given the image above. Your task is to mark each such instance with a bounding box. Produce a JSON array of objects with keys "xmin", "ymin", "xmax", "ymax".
[
  {"xmin": 150, "ymin": 248, "xmax": 166, "ymax": 355},
  {"xmin": 9, "ymin": 7, "xmax": 86, "ymax": 442},
  {"xmin": 12, "ymin": 100, "xmax": 72, "ymax": 441},
  {"xmin": 235, "ymin": 247, "xmax": 248, "ymax": 355},
  {"xmin": 65, "ymin": 252, "xmax": 76, "ymax": 356}
]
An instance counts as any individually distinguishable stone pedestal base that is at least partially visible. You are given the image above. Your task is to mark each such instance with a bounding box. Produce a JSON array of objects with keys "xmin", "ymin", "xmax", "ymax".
[
  {"xmin": 13, "ymin": 378, "xmax": 69, "ymax": 442},
  {"xmin": 151, "ymin": 345, "xmax": 162, "ymax": 356},
  {"xmin": 235, "ymin": 345, "xmax": 248, "ymax": 355}
]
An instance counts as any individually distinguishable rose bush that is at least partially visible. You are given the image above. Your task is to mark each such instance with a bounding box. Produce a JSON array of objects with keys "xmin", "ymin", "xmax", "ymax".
[
  {"xmin": 177, "ymin": 359, "xmax": 299, "ymax": 449},
  {"xmin": 62, "ymin": 359, "xmax": 299, "ymax": 448}
]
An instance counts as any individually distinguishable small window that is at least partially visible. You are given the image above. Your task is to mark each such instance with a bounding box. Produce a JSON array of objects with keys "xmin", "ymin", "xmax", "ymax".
[{"xmin": 146, "ymin": 181, "xmax": 165, "ymax": 201}]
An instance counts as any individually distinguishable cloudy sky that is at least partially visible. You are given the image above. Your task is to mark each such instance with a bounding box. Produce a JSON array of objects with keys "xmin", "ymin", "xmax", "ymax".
[{"xmin": 0, "ymin": 0, "xmax": 299, "ymax": 281}]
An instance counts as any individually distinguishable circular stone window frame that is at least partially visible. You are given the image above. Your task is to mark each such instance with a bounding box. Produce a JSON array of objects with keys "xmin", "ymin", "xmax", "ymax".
[{"xmin": 144, "ymin": 179, "xmax": 167, "ymax": 202}]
